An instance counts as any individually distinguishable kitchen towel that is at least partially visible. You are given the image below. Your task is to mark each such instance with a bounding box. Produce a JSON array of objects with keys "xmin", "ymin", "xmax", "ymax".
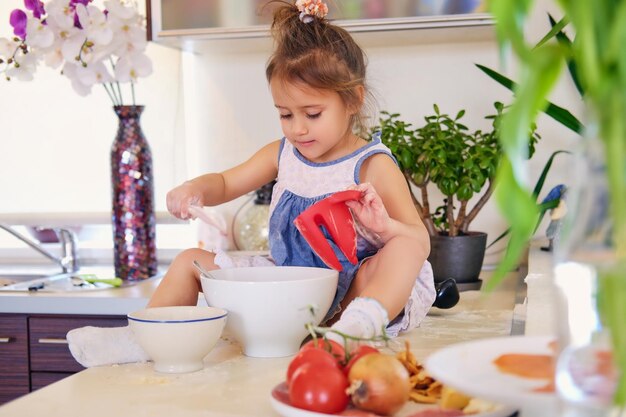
[{"xmin": 67, "ymin": 325, "xmax": 149, "ymax": 367}]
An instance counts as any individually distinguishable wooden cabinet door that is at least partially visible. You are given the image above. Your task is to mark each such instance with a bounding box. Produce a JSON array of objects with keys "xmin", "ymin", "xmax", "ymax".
[
  {"xmin": 29, "ymin": 315, "xmax": 127, "ymax": 373},
  {"xmin": 30, "ymin": 371, "xmax": 73, "ymax": 391},
  {"xmin": 0, "ymin": 314, "xmax": 29, "ymax": 405}
]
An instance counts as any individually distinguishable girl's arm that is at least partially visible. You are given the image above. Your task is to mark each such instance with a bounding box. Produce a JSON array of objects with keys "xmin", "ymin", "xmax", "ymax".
[
  {"xmin": 167, "ymin": 140, "xmax": 281, "ymax": 220},
  {"xmin": 355, "ymin": 153, "xmax": 430, "ymax": 257},
  {"xmin": 341, "ymin": 154, "xmax": 431, "ymax": 321}
]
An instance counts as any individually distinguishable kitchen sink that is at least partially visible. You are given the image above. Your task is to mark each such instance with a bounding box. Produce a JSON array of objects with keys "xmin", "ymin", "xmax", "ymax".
[
  {"xmin": 0, "ymin": 273, "xmax": 51, "ymax": 287},
  {"xmin": 0, "ymin": 266, "xmax": 160, "ymax": 292}
]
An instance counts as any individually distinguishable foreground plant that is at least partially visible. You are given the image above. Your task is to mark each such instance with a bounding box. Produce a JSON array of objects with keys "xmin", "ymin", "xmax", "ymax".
[{"xmin": 488, "ymin": 0, "xmax": 626, "ymax": 407}]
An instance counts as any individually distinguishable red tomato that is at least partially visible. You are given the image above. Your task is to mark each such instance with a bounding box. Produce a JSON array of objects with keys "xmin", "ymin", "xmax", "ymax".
[
  {"xmin": 289, "ymin": 362, "xmax": 350, "ymax": 414},
  {"xmin": 343, "ymin": 345, "xmax": 379, "ymax": 376},
  {"xmin": 301, "ymin": 338, "xmax": 345, "ymax": 361},
  {"xmin": 286, "ymin": 347, "xmax": 340, "ymax": 385}
]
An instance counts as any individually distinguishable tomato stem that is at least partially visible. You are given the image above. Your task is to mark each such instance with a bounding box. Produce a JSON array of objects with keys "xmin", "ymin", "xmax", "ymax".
[{"xmin": 305, "ymin": 322, "xmax": 392, "ymax": 365}]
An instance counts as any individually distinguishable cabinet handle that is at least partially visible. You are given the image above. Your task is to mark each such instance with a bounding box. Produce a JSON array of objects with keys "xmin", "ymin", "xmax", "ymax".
[
  {"xmin": 0, "ymin": 337, "xmax": 11, "ymax": 343},
  {"xmin": 38, "ymin": 338, "xmax": 69, "ymax": 345}
]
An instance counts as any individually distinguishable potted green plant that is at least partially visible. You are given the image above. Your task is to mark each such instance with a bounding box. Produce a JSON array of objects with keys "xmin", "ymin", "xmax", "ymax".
[
  {"xmin": 374, "ymin": 104, "xmax": 539, "ymax": 288},
  {"xmin": 487, "ymin": 0, "xmax": 626, "ymax": 410}
]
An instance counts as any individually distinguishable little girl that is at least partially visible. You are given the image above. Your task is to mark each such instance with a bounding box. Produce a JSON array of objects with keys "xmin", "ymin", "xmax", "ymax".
[{"xmin": 68, "ymin": 0, "xmax": 436, "ymax": 366}]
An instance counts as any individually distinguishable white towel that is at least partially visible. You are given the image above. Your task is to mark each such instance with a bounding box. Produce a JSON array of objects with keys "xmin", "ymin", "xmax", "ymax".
[{"xmin": 66, "ymin": 325, "xmax": 149, "ymax": 368}]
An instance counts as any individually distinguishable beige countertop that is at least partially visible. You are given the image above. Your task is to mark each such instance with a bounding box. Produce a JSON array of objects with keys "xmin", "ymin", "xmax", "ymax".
[
  {"xmin": 0, "ymin": 262, "xmax": 526, "ymax": 417},
  {"xmin": 0, "ymin": 244, "xmax": 560, "ymax": 417}
]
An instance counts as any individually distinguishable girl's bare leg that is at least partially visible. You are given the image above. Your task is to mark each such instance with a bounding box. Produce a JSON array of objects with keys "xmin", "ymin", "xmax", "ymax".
[
  {"xmin": 147, "ymin": 248, "xmax": 219, "ymax": 307},
  {"xmin": 339, "ymin": 235, "xmax": 427, "ymax": 318}
]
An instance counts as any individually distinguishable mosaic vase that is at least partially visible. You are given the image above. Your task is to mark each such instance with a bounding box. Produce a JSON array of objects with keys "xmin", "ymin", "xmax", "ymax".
[{"xmin": 110, "ymin": 105, "xmax": 157, "ymax": 280}]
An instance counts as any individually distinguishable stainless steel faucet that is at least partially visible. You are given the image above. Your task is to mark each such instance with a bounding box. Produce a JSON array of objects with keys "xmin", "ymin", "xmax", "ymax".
[{"xmin": 0, "ymin": 224, "xmax": 79, "ymax": 273}]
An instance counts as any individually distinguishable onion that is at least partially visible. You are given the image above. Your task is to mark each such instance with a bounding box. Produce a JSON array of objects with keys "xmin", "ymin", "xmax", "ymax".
[{"xmin": 347, "ymin": 353, "xmax": 410, "ymax": 415}]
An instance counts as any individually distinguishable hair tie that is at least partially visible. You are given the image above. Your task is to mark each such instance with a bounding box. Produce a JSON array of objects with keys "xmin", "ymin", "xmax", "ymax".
[{"xmin": 295, "ymin": 0, "xmax": 329, "ymax": 23}]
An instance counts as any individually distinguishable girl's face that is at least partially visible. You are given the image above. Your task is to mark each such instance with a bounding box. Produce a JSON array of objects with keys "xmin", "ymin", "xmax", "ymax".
[{"xmin": 270, "ymin": 78, "xmax": 358, "ymax": 163}]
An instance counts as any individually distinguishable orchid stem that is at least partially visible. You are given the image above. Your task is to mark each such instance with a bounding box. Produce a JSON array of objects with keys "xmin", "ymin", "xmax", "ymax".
[
  {"xmin": 108, "ymin": 58, "xmax": 123, "ymax": 105},
  {"xmin": 102, "ymin": 83, "xmax": 117, "ymax": 106},
  {"xmin": 115, "ymin": 82, "xmax": 123, "ymax": 106},
  {"xmin": 109, "ymin": 82, "xmax": 121, "ymax": 106},
  {"xmin": 131, "ymin": 82, "xmax": 136, "ymax": 106}
]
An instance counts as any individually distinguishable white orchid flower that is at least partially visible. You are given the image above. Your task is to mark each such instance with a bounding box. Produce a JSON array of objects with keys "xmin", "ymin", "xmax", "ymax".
[
  {"xmin": 2, "ymin": 0, "xmax": 151, "ymax": 103},
  {"xmin": 59, "ymin": 32, "xmax": 86, "ymax": 62},
  {"xmin": 106, "ymin": 12, "xmax": 146, "ymax": 57},
  {"xmin": 25, "ymin": 18, "xmax": 54, "ymax": 49},
  {"xmin": 76, "ymin": 4, "xmax": 114, "ymax": 46},
  {"xmin": 0, "ymin": 37, "xmax": 16, "ymax": 59},
  {"xmin": 76, "ymin": 61, "xmax": 114, "ymax": 86},
  {"xmin": 46, "ymin": 2, "xmax": 75, "ymax": 31},
  {"xmin": 44, "ymin": 42, "xmax": 64, "ymax": 68},
  {"xmin": 114, "ymin": 52, "xmax": 152, "ymax": 82},
  {"xmin": 62, "ymin": 62, "xmax": 92, "ymax": 96},
  {"xmin": 41, "ymin": 5, "xmax": 86, "ymax": 64},
  {"xmin": 6, "ymin": 51, "xmax": 39, "ymax": 81},
  {"xmin": 104, "ymin": 0, "xmax": 137, "ymax": 21}
]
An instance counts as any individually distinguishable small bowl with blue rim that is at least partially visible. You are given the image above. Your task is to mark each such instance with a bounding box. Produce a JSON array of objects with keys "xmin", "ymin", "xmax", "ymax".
[{"xmin": 128, "ymin": 306, "xmax": 227, "ymax": 373}]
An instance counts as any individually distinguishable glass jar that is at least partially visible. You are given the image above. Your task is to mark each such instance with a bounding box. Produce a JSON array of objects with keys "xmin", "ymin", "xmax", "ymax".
[
  {"xmin": 233, "ymin": 181, "xmax": 275, "ymax": 251},
  {"xmin": 552, "ymin": 131, "xmax": 624, "ymax": 416}
]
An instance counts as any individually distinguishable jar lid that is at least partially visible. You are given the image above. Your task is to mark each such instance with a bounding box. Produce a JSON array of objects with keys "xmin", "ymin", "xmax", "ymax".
[{"xmin": 254, "ymin": 180, "xmax": 276, "ymax": 205}]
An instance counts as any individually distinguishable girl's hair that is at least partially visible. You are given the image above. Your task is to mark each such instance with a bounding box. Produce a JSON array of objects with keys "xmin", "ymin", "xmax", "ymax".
[{"xmin": 265, "ymin": 1, "xmax": 373, "ymax": 136}]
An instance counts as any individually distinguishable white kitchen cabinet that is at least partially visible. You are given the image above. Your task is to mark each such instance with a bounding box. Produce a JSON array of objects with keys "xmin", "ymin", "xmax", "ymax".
[{"xmin": 146, "ymin": 0, "xmax": 494, "ymax": 52}]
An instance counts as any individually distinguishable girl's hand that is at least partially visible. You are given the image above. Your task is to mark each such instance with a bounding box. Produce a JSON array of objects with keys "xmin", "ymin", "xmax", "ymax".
[
  {"xmin": 344, "ymin": 183, "xmax": 392, "ymax": 237},
  {"xmin": 166, "ymin": 181, "xmax": 204, "ymax": 220}
]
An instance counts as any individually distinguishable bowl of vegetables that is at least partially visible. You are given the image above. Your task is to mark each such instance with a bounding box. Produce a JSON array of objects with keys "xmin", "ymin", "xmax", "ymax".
[{"xmin": 272, "ymin": 338, "xmax": 411, "ymax": 416}]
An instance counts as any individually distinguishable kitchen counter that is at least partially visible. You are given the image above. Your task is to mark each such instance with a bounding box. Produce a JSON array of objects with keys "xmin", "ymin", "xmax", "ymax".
[{"xmin": 0, "ymin": 247, "xmax": 552, "ymax": 417}]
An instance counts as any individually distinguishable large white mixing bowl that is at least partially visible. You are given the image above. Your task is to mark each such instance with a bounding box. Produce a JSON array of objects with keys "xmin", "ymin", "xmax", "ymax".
[{"xmin": 201, "ymin": 266, "xmax": 338, "ymax": 358}]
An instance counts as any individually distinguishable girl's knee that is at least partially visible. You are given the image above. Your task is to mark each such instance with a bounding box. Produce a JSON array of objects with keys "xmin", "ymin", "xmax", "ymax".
[{"xmin": 173, "ymin": 248, "xmax": 217, "ymax": 270}]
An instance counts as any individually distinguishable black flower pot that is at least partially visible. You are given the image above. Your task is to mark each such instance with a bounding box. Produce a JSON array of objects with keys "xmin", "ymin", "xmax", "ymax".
[{"xmin": 428, "ymin": 231, "xmax": 487, "ymax": 290}]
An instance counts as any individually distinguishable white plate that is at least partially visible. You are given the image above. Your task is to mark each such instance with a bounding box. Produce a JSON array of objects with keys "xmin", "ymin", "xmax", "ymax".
[
  {"xmin": 425, "ymin": 335, "xmax": 558, "ymax": 409},
  {"xmin": 270, "ymin": 382, "xmax": 516, "ymax": 417}
]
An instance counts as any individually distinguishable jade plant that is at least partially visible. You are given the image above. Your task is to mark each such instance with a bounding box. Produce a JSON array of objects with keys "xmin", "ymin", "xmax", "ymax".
[{"xmin": 374, "ymin": 103, "xmax": 539, "ymax": 237}]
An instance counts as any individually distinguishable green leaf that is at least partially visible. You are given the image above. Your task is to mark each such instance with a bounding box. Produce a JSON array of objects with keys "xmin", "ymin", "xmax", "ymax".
[
  {"xmin": 457, "ymin": 183, "xmax": 473, "ymax": 201},
  {"xmin": 486, "ymin": 228, "xmax": 509, "ymax": 249},
  {"xmin": 548, "ymin": 14, "xmax": 584, "ymax": 95},
  {"xmin": 486, "ymin": 160, "xmax": 539, "ymax": 291},
  {"xmin": 490, "ymin": 0, "xmax": 534, "ymax": 61},
  {"xmin": 487, "ymin": 150, "xmax": 568, "ymax": 248},
  {"xmin": 475, "ymin": 64, "xmax": 515, "ymax": 89},
  {"xmin": 532, "ymin": 150, "xmax": 571, "ymax": 198},
  {"xmin": 534, "ymin": 15, "xmax": 569, "ymax": 49},
  {"xmin": 533, "ymin": 199, "xmax": 560, "ymax": 233},
  {"xmin": 475, "ymin": 64, "xmax": 583, "ymax": 133},
  {"xmin": 500, "ymin": 45, "xmax": 564, "ymax": 182}
]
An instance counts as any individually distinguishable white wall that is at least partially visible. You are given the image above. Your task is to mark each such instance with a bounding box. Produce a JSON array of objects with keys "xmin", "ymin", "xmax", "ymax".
[{"xmin": 181, "ymin": 0, "xmax": 583, "ymax": 262}]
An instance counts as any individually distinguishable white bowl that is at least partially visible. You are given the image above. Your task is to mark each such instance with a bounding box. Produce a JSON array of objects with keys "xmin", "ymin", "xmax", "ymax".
[
  {"xmin": 127, "ymin": 306, "xmax": 227, "ymax": 373},
  {"xmin": 201, "ymin": 266, "xmax": 338, "ymax": 358}
]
